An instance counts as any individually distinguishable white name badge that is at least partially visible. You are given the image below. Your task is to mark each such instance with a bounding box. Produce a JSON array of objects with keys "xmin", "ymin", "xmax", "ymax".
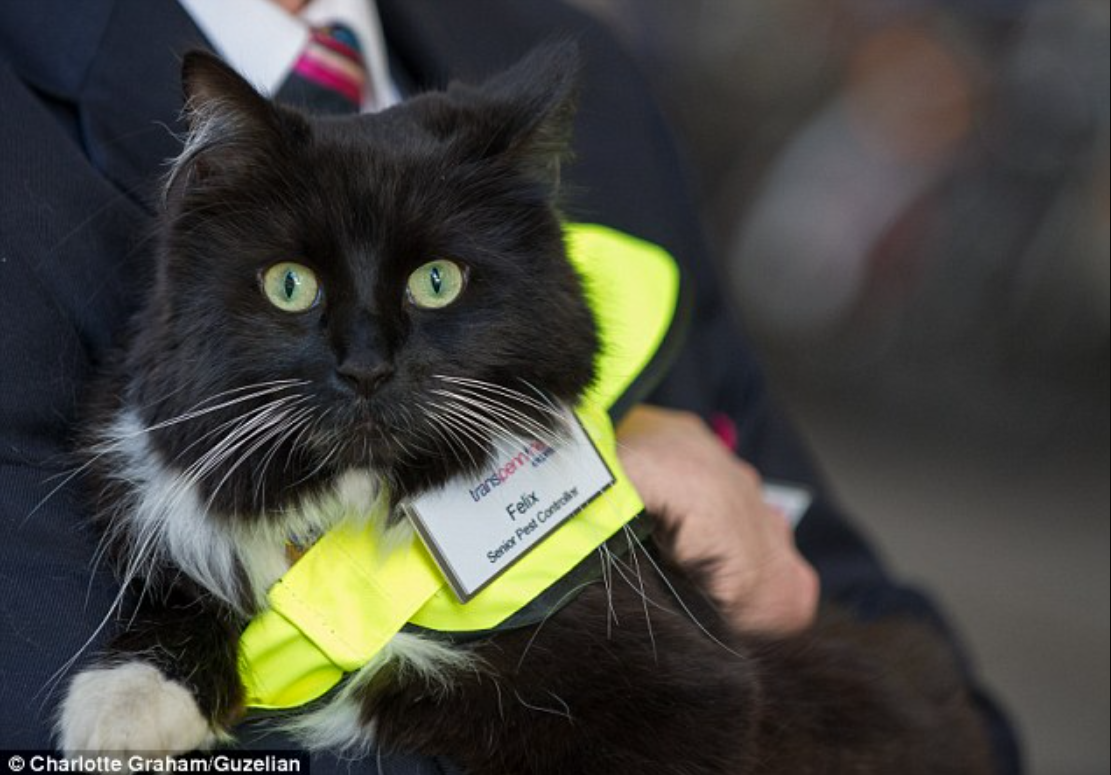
[
  {"xmin": 404, "ymin": 409, "xmax": 615, "ymax": 602},
  {"xmin": 761, "ymin": 480, "xmax": 813, "ymax": 528}
]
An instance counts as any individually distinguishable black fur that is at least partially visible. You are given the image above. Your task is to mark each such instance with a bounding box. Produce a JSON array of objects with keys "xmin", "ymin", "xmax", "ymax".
[
  {"xmin": 70, "ymin": 44, "xmax": 993, "ymax": 772},
  {"xmin": 127, "ymin": 43, "xmax": 593, "ymax": 516},
  {"xmin": 369, "ymin": 546, "xmax": 991, "ymax": 774}
]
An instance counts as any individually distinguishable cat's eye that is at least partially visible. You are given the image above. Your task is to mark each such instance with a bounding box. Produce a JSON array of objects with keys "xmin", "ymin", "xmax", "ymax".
[
  {"xmin": 261, "ymin": 262, "xmax": 320, "ymax": 313},
  {"xmin": 406, "ymin": 260, "xmax": 465, "ymax": 309}
]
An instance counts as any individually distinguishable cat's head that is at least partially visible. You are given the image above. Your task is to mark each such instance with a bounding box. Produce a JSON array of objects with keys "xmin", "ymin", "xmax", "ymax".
[{"xmin": 123, "ymin": 43, "xmax": 597, "ymax": 518}]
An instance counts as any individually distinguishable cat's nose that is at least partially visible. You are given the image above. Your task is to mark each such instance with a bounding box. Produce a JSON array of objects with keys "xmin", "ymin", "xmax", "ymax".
[{"xmin": 335, "ymin": 358, "xmax": 394, "ymax": 396}]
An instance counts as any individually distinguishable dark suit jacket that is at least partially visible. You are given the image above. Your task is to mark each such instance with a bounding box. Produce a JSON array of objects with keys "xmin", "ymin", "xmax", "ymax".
[{"xmin": 0, "ymin": 1, "xmax": 1020, "ymax": 771}]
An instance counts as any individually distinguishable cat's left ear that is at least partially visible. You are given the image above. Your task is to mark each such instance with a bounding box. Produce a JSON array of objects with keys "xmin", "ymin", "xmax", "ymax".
[
  {"xmin": 480, "ymin": 41, "xmax": 580, "ymax": 191},
  {"xmin": 434, "ymin": 41, "xmax": 580, "ymax": 194}
]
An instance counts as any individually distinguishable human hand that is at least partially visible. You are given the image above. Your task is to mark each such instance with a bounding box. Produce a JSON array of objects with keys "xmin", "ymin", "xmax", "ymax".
[{"xmin": 616, "ymin": 405, "xmax": 820, "ymax": 635}]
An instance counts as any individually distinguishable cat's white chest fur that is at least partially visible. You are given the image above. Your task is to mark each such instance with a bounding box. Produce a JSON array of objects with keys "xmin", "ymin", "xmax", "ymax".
[
  {"xmin": 99, "ymin": 407, "xmax": 385, "ymax": 613},
  {"xmin": 71, "ymin": 411, "xmax": 467, "ymax": 755}
]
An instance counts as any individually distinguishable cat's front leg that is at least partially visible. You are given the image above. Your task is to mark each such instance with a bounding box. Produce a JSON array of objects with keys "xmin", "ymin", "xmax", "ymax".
[
  {"xmin": 58, "ymin": 581, "xmax": 244, "ymax": 754},
  {"xmin": 59, "ymin": 662, "xmax": 216, "ymax": 754}
]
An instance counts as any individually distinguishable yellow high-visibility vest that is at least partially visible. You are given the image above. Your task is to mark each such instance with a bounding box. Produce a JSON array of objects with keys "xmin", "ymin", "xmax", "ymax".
[{"xmin": 238, "ymin": 223, "xmax": 683, "ymax": 710}]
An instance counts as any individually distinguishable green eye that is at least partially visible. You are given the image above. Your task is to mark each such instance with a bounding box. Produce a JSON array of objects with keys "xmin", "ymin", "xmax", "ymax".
[
  {"xmin": 406, "ymin": 259, "xmax": 465, "ymax": 309},
  {"xmin": 262, "ymin": 262, "xmax": 320, "ymax": 312}
]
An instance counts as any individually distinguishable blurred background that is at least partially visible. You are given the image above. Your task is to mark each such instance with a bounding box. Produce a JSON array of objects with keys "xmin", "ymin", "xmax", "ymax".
[{"xmin": 571, "ymin": 1, "xmax": 1108, "ymax": 773}]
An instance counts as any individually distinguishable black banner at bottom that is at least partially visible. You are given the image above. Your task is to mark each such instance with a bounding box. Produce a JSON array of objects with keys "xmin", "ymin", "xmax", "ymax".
[{"xmin": 1, "ymin": 752, "xmax": 308, "ymax": 775}]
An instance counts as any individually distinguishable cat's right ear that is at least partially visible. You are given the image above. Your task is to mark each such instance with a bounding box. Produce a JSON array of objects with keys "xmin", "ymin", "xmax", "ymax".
[{"xmin": 166, "ymin": 52, "xmax": 303, "ymax": 198}]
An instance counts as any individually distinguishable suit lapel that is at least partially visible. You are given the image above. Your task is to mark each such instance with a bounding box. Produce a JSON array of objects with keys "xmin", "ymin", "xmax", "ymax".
[
  {"xmin": 376, "ymin": 0, "xmax": 578, "ymax": 88},
  {"xmin": 78, "ymin": 0, "xmax": 210, "ymax": 210},
  {"xmin": 71, "ymin": 0, "xmax": 570, "ymax": 210}
]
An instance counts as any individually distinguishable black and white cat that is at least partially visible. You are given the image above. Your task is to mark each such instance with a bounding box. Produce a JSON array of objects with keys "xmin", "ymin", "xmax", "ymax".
[{"xmin": 58, "ymin": 45, "xmax": 992, "ymax": 774}]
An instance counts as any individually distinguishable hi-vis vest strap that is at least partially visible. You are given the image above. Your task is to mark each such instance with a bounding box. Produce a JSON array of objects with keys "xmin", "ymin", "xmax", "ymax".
[{"xmin": 238, "ymin": 223, "xmax": 684, "ymax": 710}]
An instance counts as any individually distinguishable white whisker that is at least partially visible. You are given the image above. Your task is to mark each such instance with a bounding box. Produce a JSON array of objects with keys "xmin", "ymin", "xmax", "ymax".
[
  {"xmin": 423, "ymin": 407, "xmax": 481, "ymax": 472},
  {"xmin": 433, "ymin": 375, "xmax": 566, "ymax": 422},
  {"xmin": 620, "ymin": 525, "xmax": 744, "ymax": 660},
  {"xmin": 598, "ymin": 545, "xmax": 619, "ymax": 636},
  {"xmin": 202, "ymin": 399, "xmax": 311, "ymax": 513},
  {"xmin": 123, "ymin": 380, "xmax": 309, "ymax": 438},
  {"xmin": 624, "ymin": 530, "xmax": 658, "ymax": 663},
  {"xmin": 513, "ymin": 689, "xmax": 574, "ymax": 723},
  {"xmin": 430, "ymin": 388, "xmax": 571, "ymax": 449},
  {"xmin": 514, "ymin": 579, "xmax": 597, "ymax": 671},
  {"xmin": 435, "ymin": 397, "xmax": 547, "ymax": 454},
  {"xmin": 250, "ymin": 407, "xmax": 319, "ymax": 508}
]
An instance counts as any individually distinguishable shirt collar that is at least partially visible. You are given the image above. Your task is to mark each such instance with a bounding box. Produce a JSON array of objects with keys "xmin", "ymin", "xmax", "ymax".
[{"xmin": 176, "ymin": 0, "xmax": 398, "ymax": 110}]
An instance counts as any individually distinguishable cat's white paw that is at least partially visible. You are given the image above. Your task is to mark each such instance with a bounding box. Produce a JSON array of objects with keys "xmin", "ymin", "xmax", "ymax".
[{"xmin": 58, "ymin": 661, "xmax": 216, "ymax": 754}]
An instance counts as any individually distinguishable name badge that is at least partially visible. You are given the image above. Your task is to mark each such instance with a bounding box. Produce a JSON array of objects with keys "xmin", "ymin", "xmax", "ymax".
[
  {"xmin": 761, "ymin": 480, "xmax": 813, "ymax": 527},
  {"xmin": 405, "ymin": 409, "xmax": 615, "ymax": 602}
]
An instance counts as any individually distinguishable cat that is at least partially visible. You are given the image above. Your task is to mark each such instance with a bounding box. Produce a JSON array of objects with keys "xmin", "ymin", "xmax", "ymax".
[{"xmin": 57, "ymin": 44, "xmax": 993, "ymax": 774}]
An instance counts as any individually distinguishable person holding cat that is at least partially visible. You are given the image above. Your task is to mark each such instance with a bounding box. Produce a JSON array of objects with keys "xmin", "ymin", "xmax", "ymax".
[{"xmin": 0, "ymin": 0, "xmax": 1019, "ymax": 772}]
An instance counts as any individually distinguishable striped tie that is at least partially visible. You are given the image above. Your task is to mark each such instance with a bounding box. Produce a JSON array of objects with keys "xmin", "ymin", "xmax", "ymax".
[{"xmin": 277, "ymin": 23, "xmax": 369, "ymax": 115}]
